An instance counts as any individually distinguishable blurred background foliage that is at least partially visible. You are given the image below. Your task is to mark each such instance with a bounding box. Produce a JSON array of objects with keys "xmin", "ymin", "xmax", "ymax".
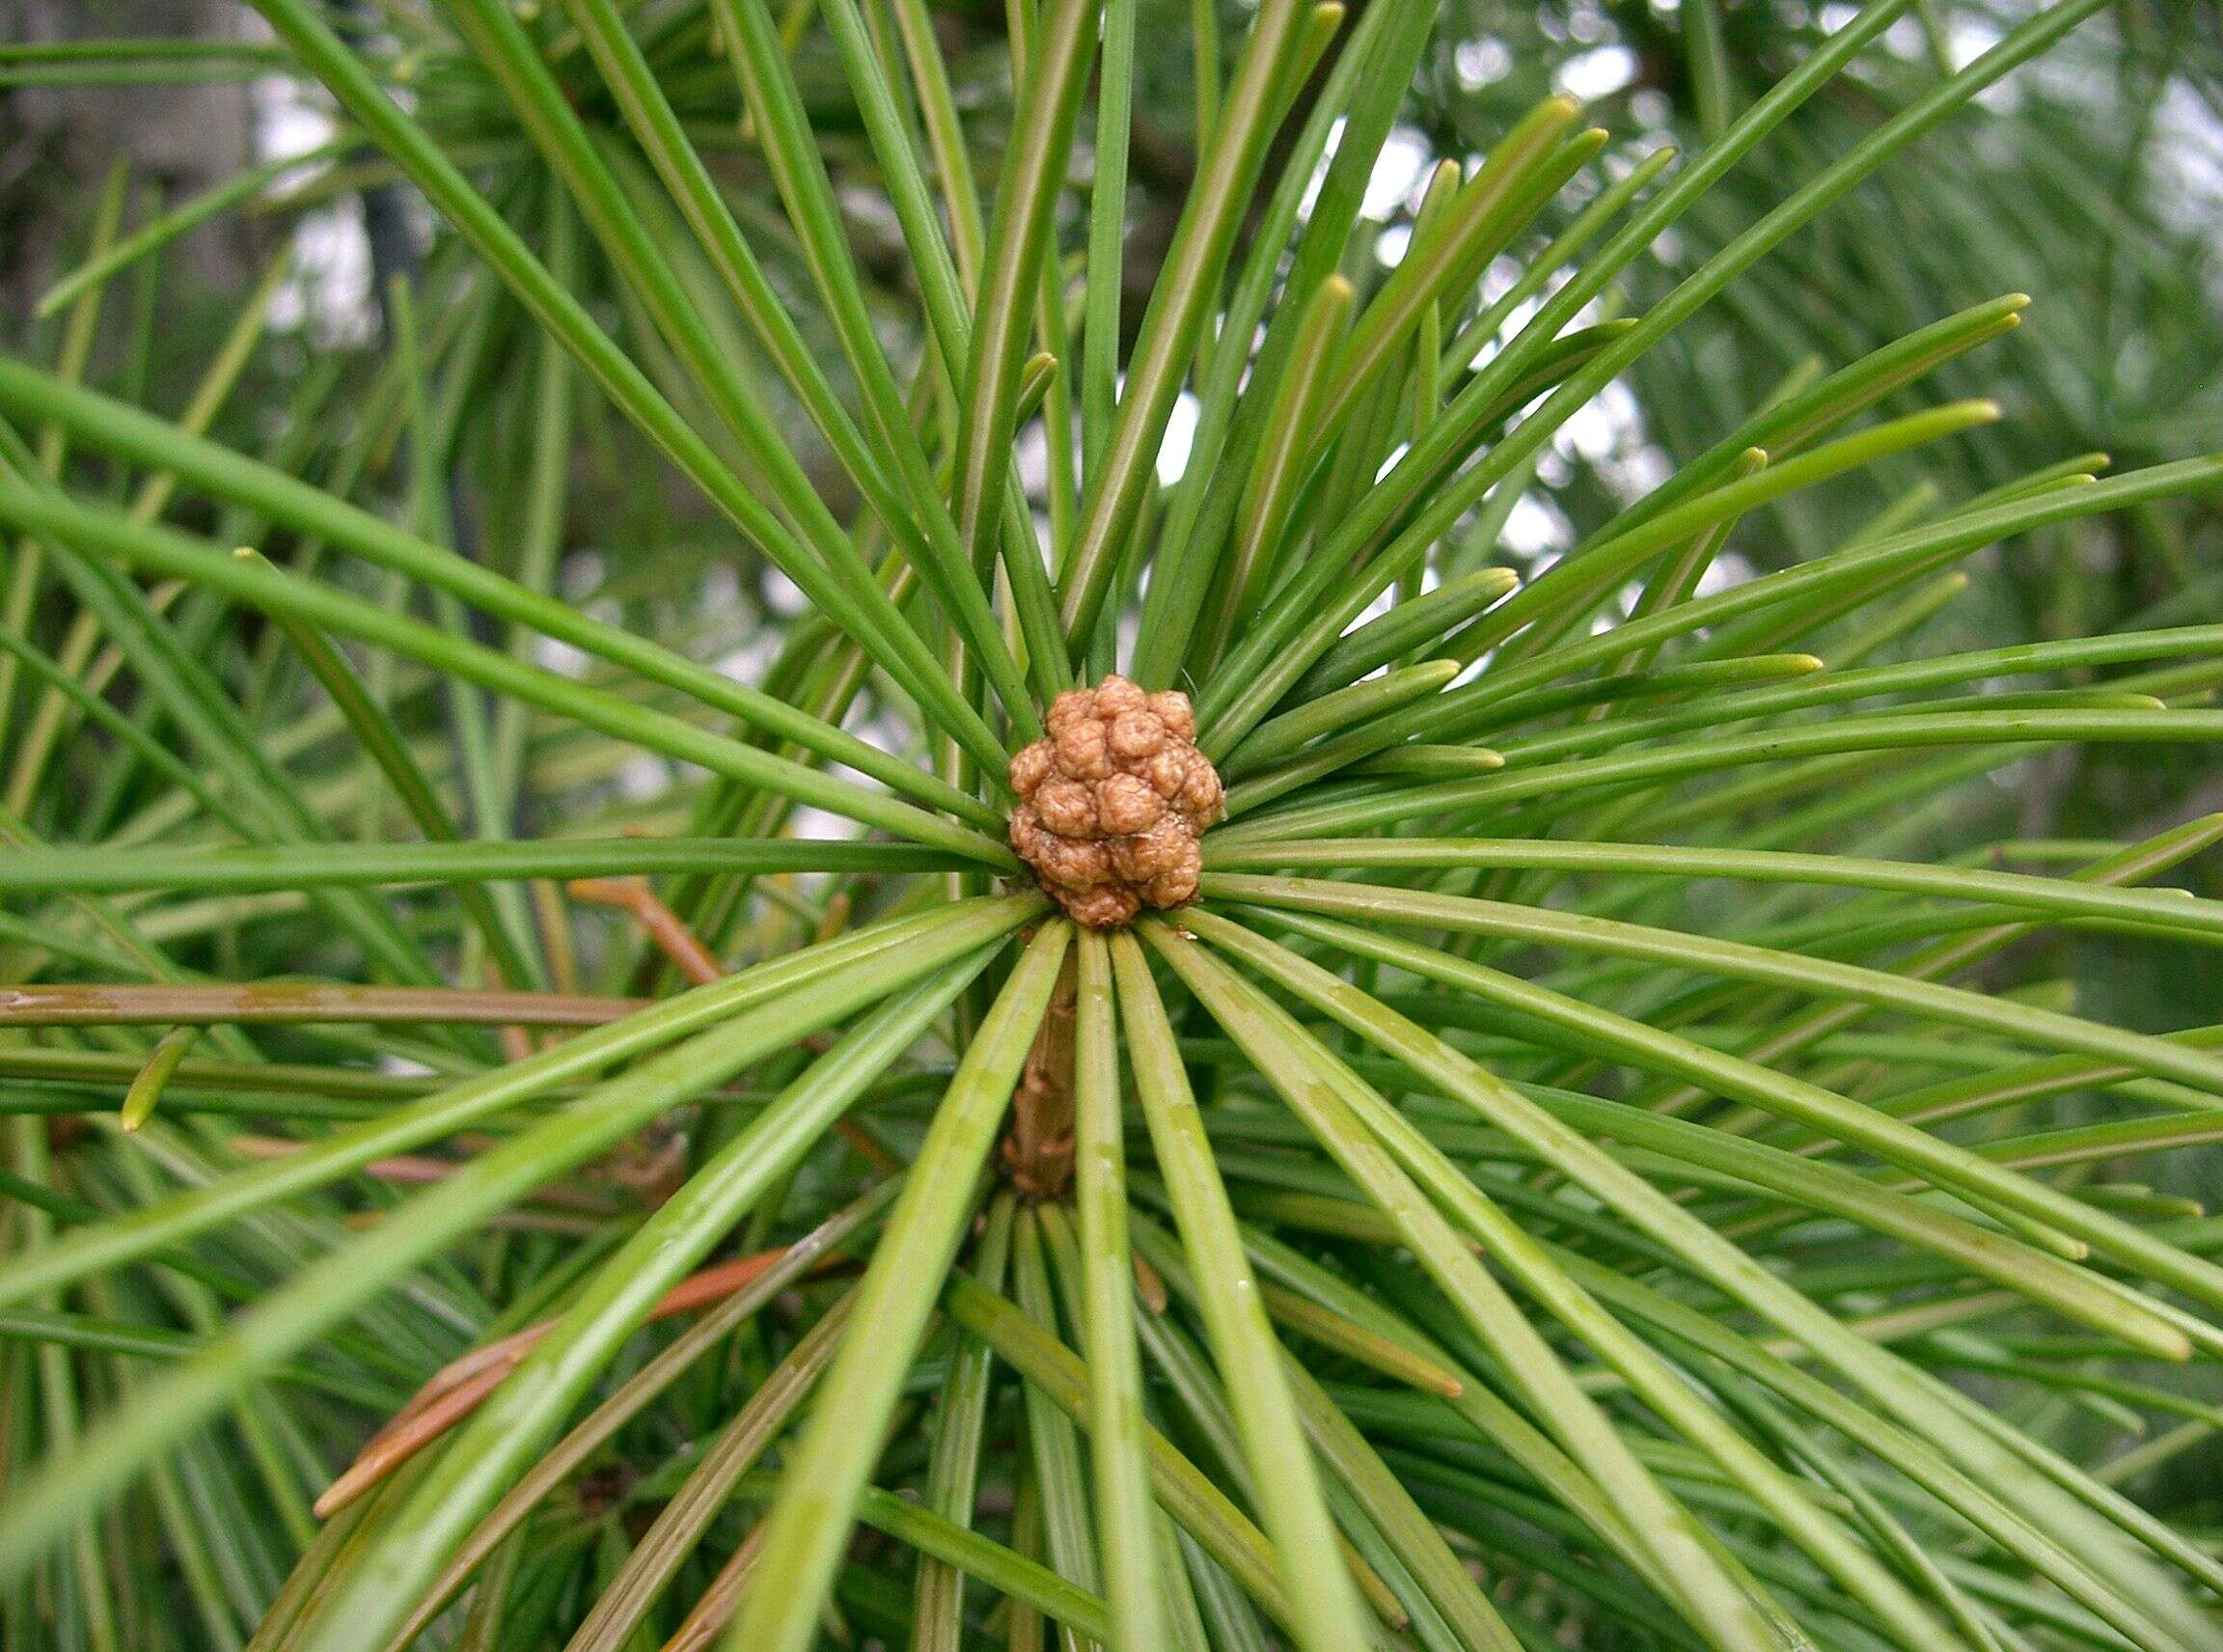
[
  {"xmin": 7, "ymin": 0, "xmax": 2223, "ymax": 1620},
  {"xmin": 9, "ymin": 0, "xmax": 2221, "ymax": 977}
]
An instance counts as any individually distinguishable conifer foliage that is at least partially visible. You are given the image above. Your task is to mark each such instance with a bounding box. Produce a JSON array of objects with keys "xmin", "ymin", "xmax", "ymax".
[{"xmin": 3, "ymin": 2, "xmax": 2223, "ymax": 1649}]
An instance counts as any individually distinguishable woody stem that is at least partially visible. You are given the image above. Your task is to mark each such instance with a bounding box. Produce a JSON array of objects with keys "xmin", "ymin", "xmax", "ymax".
[{"xmin": 1002, "ymin": 946, "xmax": 1080, "ymax": 1198}]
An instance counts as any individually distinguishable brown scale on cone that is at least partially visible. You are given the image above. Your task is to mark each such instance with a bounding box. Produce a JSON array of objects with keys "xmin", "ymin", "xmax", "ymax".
[{"xmin": 1006, "ymin": 675, "xmax": 1223, "ymax": 929}]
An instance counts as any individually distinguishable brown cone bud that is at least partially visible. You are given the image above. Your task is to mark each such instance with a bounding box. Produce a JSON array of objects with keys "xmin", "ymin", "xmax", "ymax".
[{"xmin": 1007, "ymin": 675, "xmax": 1222, "ymax": 929}]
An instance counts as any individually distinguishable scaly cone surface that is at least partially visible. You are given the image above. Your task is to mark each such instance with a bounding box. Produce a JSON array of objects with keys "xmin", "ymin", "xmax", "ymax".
[{"xmin": 1006, "ymin": 675, "xmax": 1224, "ymax": 928}]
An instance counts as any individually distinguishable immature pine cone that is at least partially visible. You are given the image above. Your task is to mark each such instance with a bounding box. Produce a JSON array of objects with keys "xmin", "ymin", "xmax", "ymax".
[{"xmin": 1007, "ymin": 675, "xmax": 1224, "ymax": 929}]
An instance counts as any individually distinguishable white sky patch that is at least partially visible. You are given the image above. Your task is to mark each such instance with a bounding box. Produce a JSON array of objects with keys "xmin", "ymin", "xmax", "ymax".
[
  {"xmin": 255, "ymin": 72, "xmax": 331, "ymax": 165},
  {"xmin": 531, "ymin": 634, "xmax": 592, "ymax": 680},
  {"xmin": 1881, "ymin": 15, "xmax": 1934, "ymax": 61},
  {"xmin": 1554, "ymin": 396, "xmax": 1623, "ymax": 464},
  {"xmin": 700, "ymin": 564, "xmax": 741, "ymax": 612},
  {"xmin": 1549, "ymin": 379, "xmax": 1679, "ymax": 506},
  {"xmin": 786, "ymin": 807, "xmax": 866, "ymax": 841},
  {"xmin": 1554, "ymin": 45, "xmax": 1636, "ymax": 101},
  {"xmin": 1361, "ymin": 125, "xmax": 1433, "ymax": 220},
  {"xmin": 715, "ymin": 632, "xmax": 783, "ymax": 683},
  {"xmin": 763, "ymin": 568, "xmax": 810, "ymax": 618},
  {"xmin": 2153, "ymin": 80, "xmax": 2223, "ymax": 238},
  {"xmin": 256, "ymin": 78, "xmax": 376, "ymax": 344},
  {"xmin": 1696, "ymin": 551, "xmax": 1757, "ymax": 596},
  {"xmin": 1344, "ymin": 583, "xmax": 1398, "ymax": 637},
  {"xmin": 1614, "ymin": 438, "xmax": 1676, "ymax": 499},
  {"xmin": 1468, "ymin": 292, "xmax": 1542, "ymax": 369},
  {"xmin": 1567, "ymin": 1, "xmax": 1613, "ymax": 44},
  {"xmin": 1476, "ymin": 254, "xmax": 1523, "ymax": 311},
  {"xmin": 271, "ymin": 210, "xmax": 376, "ymax": 344},
  {"xmin": 836, "ymin": 182, "xmax": 903, "ymax": 247},
  {"xmin": 616, "ymin": 756, "xmax": 672, "ymax": 801},
  {"xmin": 1501, "ymin": 493, "xmax": 1571, "ymax": 558},
  {"xmin": 560, "ymin": 550, "xmax": 604, "ymax": 596},
  {"xmin": 1297, "ymin": 117, "xmax": 1347, "ymax": 222},
  {"xmin": 1156, "ymin": 389, "xmax": 1201, "ymax": 484},
  {"xmin": 1015, "ymin": 418, "xmax": 1050, "ymax": 496},
  {"xmin": 1953, "ymin": 17, "xmax": 2006, "ymax": 61},
  {"xmin": 1453, "ymin": 38, "xmax": 1513, "ymax": 91},
  {"xmin": 1016, "ymin": 407, "xmax": 1084, "ymax": 504}
]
